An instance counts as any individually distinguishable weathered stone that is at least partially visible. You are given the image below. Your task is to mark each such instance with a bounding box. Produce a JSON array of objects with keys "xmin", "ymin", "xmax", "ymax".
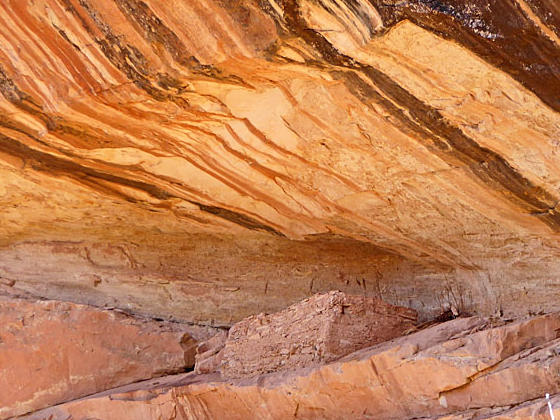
[
  {"xmin": 2, "ymin": 0, "xmax": 560, "ymax": 417},
  {"xmin": 434, "ymin": 393, "xmax": 560, "ymax": 420},
  {"xmin": 194, "ymin": 329, "xmax": 228, "ymax": 375},
  {"xmin": 0, "ymin": 0, "xmax": 559, "ymax": 327},
  {"xmin": 195, "ymin": 291, "xmax": 417, "ymax": 378},
  {"xmin": 0, "ymin": 296, "xmax": 215, "ymax": 419},
  {"xmin": 21, "ymin": 313, "xmax": 560, "ymax": 420}
]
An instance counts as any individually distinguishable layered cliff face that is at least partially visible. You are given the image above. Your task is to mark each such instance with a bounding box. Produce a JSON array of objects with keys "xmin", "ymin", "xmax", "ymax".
[
  {"xmin": 1, "ymin": 0, "xmax": 560, "ymax": 323},
  {"xmin": 19, "ymin": 310, "xmax": 560, "ymax": 420},
  {"xmin": 0, "ymin": 296, "xmax": 217, "ymax": 419},
  {"xmin": 1, "ymin": 1, "xmax": 560, "ymax": 417}
]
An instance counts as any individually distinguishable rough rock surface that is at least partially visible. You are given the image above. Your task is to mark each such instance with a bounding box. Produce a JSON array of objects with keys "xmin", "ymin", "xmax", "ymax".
[
  {"xmin": 0, "ymin": 0, "xmax": 560, "ymax": 325},
  {"xmin": 2, "ymin": 1, "xmax": 560, "ymax": 417},
  {"xmin": 0, "ymin": 296, "xmax": 216, "ymax": 419},
  {"xmin": 196, "ymin": 291, "xmax": 417, "ymax": 378},
  {"xmin": 20, "ymin": 313, "xmax": 560, "ymax": 420},
  {"xmin": 194, "ymin": 329, "xmax": 228, "ymax": 375}
]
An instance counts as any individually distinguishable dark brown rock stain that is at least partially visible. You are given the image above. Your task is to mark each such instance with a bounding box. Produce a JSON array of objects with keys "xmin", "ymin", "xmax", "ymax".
[
  {"xmin": 265, "ymin": 0, "xmax": 560, "ymax": 231},
  {"xmin": 369, "ymin": 0, "xmax": 560, "ymax": 112}
]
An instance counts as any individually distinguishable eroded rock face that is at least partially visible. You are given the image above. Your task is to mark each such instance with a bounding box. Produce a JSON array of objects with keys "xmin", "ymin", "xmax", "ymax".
[
  {"xmin": 0, "ymin": 0, "xmax": 560, "ymax": 326},
  {"xmin": 439, "ymin": 394, "xmax": 560, "ymax": 420},
  {"xmin": 21, "ymin": 313, "xmax": 560, "ymax": 420},
  {"xmin": 2, "ymin": 1, "xmax": 560, "ymax": 417},
  {"xmin": 194, "ymin": 329, "xmax": 228, "ymax": 375},
  {"xmin": 0, "ymin": 296, "xmax": 216, "ymax": 419},
  {"xmin": 195, "ymin": 291, "xmax": 417, "ymax": 378}
]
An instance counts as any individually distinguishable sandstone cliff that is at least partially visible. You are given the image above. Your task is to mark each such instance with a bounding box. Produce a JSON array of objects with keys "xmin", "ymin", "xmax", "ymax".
[
  {"xmin": 1, "ymin": 0, "xmax": 560, "ymax": 418},
  {"xmin": 0, "ymin": 296, "xmax": 216, "ymax": 418},
  {"xmin": 19, "ymin": 311, "xmax": 560, "ymax": 420},
  {"xmin": 1, "ymin": 0, "xmax": 560, "ymax": 323}
]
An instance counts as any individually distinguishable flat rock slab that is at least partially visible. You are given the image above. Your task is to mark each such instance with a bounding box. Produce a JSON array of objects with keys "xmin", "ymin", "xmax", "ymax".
[
  {"xmin": 0, "ymin": 296, "xmax": 215, "ymax": 419},
  {"xmin": 196, "ymin": 291, "xmax": 417, "ymax": 378},
  {"xmin": 20, "ymin": 313, "xmax": 560, "ymax": 420}
]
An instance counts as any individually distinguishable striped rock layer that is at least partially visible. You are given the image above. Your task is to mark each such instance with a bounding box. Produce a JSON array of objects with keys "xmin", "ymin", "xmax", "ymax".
[
  {"xmin": 1, "ymin": 1, "xmax": 560, "ymax": 323},
  {"xmin": 20, "ymin": 313, "xmax": 560, "ymax": 420}
]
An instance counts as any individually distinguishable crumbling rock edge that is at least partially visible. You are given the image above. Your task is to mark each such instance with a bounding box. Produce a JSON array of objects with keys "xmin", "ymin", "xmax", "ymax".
[
  {"xmin": 195, "ymin": 291, "xmax": 418, "ymax": 379},
  {"xmin": 0, "ymin": 296, "xmax": 218, "ymax": 419},
  {"xmin": 16, "ymin": 309, "xmax": 560, "ymax": 420}
]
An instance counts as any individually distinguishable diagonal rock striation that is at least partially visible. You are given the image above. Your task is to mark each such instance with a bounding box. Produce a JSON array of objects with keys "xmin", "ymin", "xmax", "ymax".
[
  {"xmin": 0, "ymin": 0, "xmax": 560, "ymax": 325},
  {"xmin": 17, "ymin": 312, "xmax": 560, "ymax": 420},
  {"xmin": 0, "ymin": 296, "xmax": 217, "ymax": 419},
  {"xmin": 1, "ymin": 1, "xmax": 560, "ymax": 417},
  {"xmin": 196, "ymin": 291, "xmax": 418, "ymax": 379}
]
